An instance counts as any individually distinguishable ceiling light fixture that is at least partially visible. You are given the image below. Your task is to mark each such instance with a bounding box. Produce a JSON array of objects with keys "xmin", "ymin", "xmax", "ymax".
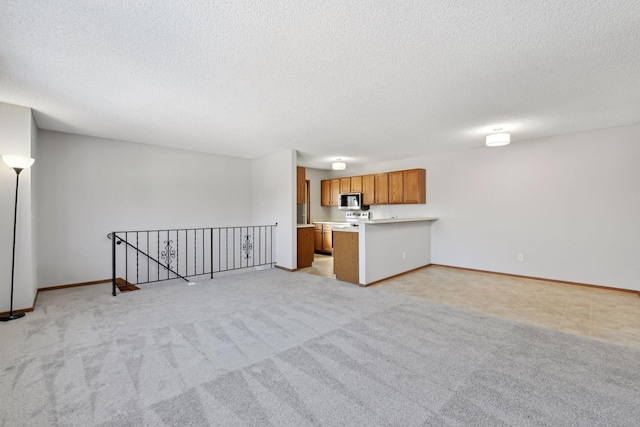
[
  {"xmin": 486, "ymin": 128, "xmax": 511, "ymax": 147},
  {"xmin": 332, "ymin": 158, "xmax": 346, "ymax": 170}
]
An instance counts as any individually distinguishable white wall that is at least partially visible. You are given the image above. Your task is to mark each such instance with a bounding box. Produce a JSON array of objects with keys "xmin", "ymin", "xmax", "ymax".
[
  {"xmin": 359, "ymin": 221, "xmax": 432, "ymax": 285},
  {"xmin": 36, "ymin": 131, "xmax": 253, "ymax": 288},
  {"xmin": 30, "ymin": 113, "xmax": 38, "ymax": 299},
  {"xmin": 251, "ymin": 149, "xmax": 296, "ymax": 270},
  {"xmin": 344, "ymin": 124, "xmax": 640, "ymax": 291},
  {"xmin": 0, "ymin": 102, "xmax": 37, "ymax": 311}
]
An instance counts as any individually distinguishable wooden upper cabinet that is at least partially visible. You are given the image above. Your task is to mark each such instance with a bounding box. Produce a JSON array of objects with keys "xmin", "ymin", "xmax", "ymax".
[
  {"xmin": 388, "ymin": 171, "xmax": 404, "ymax": 204},
  {"xmin": 321, "ymin": 178, "xmax": 343, "ymax": 206},
  {"xmin": 296, "ymin": 167, "xmax": 306, "ymax": 204},
  {"xmin": 350, "ymin": 176, "xmax": 362, "ymax": 193},
  {"xmin": 321, "ymin": 180, "xmax": 331, "ymax": 206},
  {"xmin": 403, "ymin": 169, "xmax": 426, "ymax": 204},
  {"xmin": 374, "ymin": 173, "xmax": 389, "ymax": 204},
  {"xmin": 330, "ymin": 179, "xmax": 340, "ymax": 205},
  {"xmin": 322, "ymin": 168, "xmax": 425, "ymax": 207},
  {"xmin": 340, "ymin": 177, "xmax": 351, "ymax": 194},
  {"xmin": 362, "ymin": 175, "xmax": 375, "ymax": 205}
]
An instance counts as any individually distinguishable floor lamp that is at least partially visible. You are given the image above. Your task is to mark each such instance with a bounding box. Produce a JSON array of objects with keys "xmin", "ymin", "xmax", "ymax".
[{"xmin": 1, "ymin": 155, "xmax": 35, "ymax": 322}]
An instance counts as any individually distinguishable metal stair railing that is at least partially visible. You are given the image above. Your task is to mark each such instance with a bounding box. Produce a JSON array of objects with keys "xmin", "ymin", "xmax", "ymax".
[{"xmin": 109, "ymin": 224, "xmax": 277, "ymax": 296}]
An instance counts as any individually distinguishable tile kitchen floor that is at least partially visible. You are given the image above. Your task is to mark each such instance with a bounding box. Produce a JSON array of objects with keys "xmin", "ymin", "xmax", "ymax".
[
  {"xmin": 301, "ymin": 260, "xmax": 640, "ymax": 350},
  {"xmin": 299, "ymin": 254, "xmax": 335, "ymax": 278}
]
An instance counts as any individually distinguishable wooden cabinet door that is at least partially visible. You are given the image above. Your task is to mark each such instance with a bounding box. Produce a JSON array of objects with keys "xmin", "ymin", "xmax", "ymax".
[
  {"xmin": 403, "ymin": 169, "xmax": 426, "ymax": 204},
  {"xmin": 374, "ymin": 173, "xmax": 389, "ymax": 204},
  {"xmin": 314, "ymin": 225, "xmax": 323, "ymax": 252},
  {"xmin": 296, "ymin": 167, "xmax": 306, "ymax": 204},
  {"xmin": 330, "ymin": 179, "xmax": 340, "ymax": 206},
  {"xmin": 322, "ymin": 225, "xmax": 333, "ymax": 252},
  {"xmin": 389, "ymin": 171, "xmax": 404, "ymax": 204},
  {"xmin": 340, "ymin": 177, "xmax": 351, "ymax": 193},
  {"xmin": 333, "ymin": 231, "xmax": 359, "ymax": 285},
  {"xmin": 350, "ymin": 176, "xmax": 363, "ymax": 193},
  {"xmin": 321, "ymin": 180, "xmax": 331, "ymax": 206},
  {"xmin": 362, "ymin": 174, "xmax": 375, "ymax": 205},
  {"xmin": 297, "ymin": 227, "xmax": 314, "ymax": 268}
]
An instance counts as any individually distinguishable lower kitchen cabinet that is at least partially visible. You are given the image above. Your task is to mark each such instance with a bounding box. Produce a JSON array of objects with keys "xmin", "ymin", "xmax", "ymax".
[
  {"xmin": 333, "ymin": 230, "xmax": 359, "ymax": 285},
  {"xmin": 323, "ymin": 225, "xmax": 333, "ymax": 253},
  {"xmin": 314, "ymin": 224, "xmax": 323, "ymax": 252},
  {"xmin": 297, "ymin": 227, "xmax": 314, "ymax": 268},
  {"xmin": 314, "ymin": 224, "xmax": 333, "ymax": 254}
]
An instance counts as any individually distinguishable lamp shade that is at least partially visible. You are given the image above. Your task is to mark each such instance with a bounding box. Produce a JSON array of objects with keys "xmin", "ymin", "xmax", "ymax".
[
  {"xmin": 485, "ymin": 132, "xmax": 510, "ymax": 147},
  {"xmin": 2, "ymin": 155, "xmax": 35, "ymax": 170},
  {"xmin": 332, "ymin": 160, "xmax": 346, "ymax": 170}
]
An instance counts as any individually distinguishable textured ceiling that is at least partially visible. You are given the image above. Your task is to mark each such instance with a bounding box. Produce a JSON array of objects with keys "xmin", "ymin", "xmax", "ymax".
[{"xmin": 1, "ymin": 0, "xmax": 639, "ymax": 169}]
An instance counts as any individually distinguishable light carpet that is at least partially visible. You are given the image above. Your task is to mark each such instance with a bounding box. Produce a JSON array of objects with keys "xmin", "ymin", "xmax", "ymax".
[{"xmin": 1, "ymin": 268, "xmax": 639, "ymax": 426}]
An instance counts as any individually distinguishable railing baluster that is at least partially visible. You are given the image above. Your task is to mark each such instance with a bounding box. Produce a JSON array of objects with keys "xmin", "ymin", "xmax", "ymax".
[
  {"xmin": 112, "ymin": 232, "xmax": 116, "ymax": 296},
  {"xmin": 136, "ymin": 232, "xmax": 139, "ymax": 285},
  {"xmin": 210, "ymin": 228, "xmax": 213, "ymax": 278},
  {"xmin": 185, "ymin": 229, "xmax": 188, "ymax": 277},
  {"xmin": 125, "ymin": 232, "xmax": 129, "ymax": 286},
  {"xmin": 176, "ymin": 230, "xmax": 179, "ymax": 279}
]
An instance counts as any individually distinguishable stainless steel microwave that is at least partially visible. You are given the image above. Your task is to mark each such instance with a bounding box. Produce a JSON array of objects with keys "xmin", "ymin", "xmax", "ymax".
[{"xmin": 338, "ymin": 193, "xmax": 368, "ymax": 211}]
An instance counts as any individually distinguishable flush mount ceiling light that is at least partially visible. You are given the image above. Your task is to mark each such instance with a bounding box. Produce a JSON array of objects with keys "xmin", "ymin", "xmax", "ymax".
[
  {"xmin": 332, "ymin": 158, "xmax": 346, "ymax": 170},
  {"xmin": 486, "ymin": 128, "xmax": 511, "ymax": 147}
]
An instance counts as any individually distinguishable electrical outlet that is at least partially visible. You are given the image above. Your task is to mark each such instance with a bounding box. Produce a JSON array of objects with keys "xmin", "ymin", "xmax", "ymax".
[
  {"xmin": 517, "ymin": 253, "xmax": 524, "ymax": 262},
  {"xmin": 402, "ymin": 251, "xmax": 406, "ymax": 259}
]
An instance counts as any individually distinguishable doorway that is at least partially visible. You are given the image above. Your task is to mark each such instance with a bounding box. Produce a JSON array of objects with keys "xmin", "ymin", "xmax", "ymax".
[{"xmin": 299, "ymin": 253, "xmax": 334, "ymax": 279}]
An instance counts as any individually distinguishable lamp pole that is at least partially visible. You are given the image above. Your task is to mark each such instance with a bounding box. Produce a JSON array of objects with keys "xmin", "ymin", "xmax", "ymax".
[
  {"xmin": 0, "ymin": 168, "xmax": 25, "ymax": 321},
  {"xmin": 1, "ymin": 155, "xmax": 34, "ymax": 322}
]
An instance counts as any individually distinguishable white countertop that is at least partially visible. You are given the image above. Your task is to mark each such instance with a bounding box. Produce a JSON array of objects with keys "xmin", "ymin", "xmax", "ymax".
[
  {"xmin": 296, "ymin": 224, "xmax": 315, "ymax": 228},
  {"xmin": 332, "ymin": 226, "xmax": 359, "ymax": 233},
  {"xmin": 359, "ymin": 217, "xmax": 438, "ymax": 224},
  {"xmin": 312, "ymin": 219, "xmax": 347, "ymax": 225},
  {"xmin": 314, "ymin": 217, "xmax": 438, "ymax": 225}
]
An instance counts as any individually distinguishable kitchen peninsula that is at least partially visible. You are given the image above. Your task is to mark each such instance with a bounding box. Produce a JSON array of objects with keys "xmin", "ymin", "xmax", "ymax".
[{"xmin": 332, "ymin": 217, "xmax": 438, "ymax": 286}]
